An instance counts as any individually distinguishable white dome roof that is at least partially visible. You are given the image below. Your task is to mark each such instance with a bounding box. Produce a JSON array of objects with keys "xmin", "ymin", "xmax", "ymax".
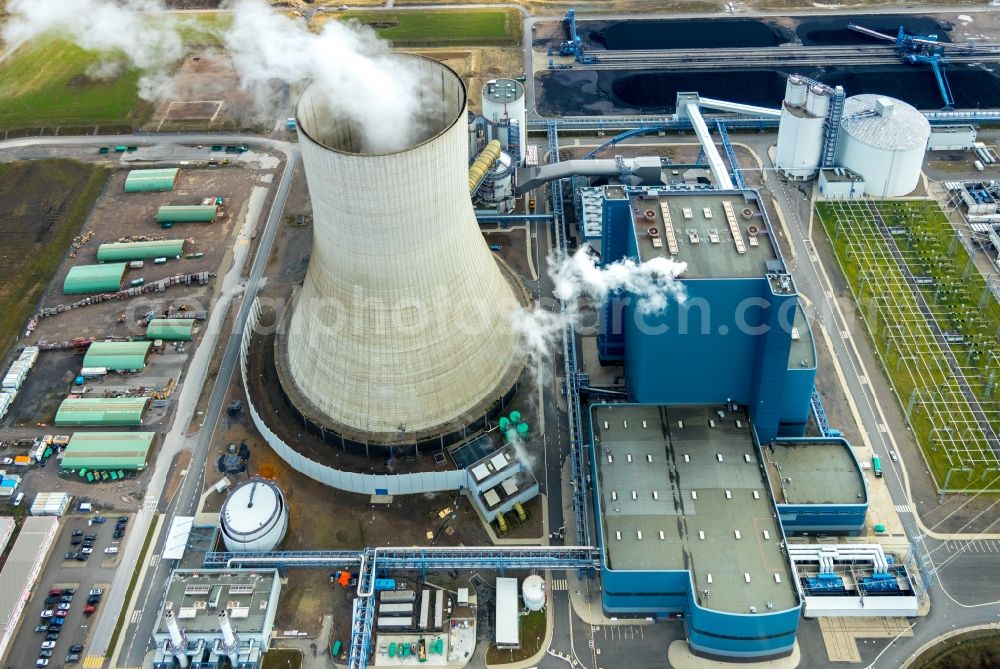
[
  {"xmin": 221, "ymin": 479, "xmax": 286, "ymax": 547},
  {"xmin": 840, "ymin": 94, "xmax": 930, "ymax": 151}
]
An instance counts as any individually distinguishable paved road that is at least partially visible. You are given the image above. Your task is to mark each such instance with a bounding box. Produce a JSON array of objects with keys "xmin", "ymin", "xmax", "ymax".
[{"xmin": 0, "ymin": 132, "xmax": 297, "ymax": 669}]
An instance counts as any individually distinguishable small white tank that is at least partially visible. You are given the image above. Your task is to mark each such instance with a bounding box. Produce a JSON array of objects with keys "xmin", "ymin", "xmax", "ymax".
[{"xmin": 522, "ymin": 574, "xmax": 546, "ymax": 611}]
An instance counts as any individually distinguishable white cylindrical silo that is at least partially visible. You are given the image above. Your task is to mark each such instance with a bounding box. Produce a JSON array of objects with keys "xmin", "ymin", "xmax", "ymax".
[
  {"xmin": 522, "ymin": 575, "xmax": 546, "ymax": 611},
  {"xmin": 837, "ymin": 94, "xmax": 930, "ymax": 197},
  {"xmin": 805, "ymin": 85, "xmax": 830, "ymax": 118},
  {"xmin": 280, "ymin": 56, "xmax": 524, "ymax": 447},
  {"xmin": 219, "ymin": 611, "xmax": 238, "ymax": 649},
  {"xmin": 219, "ymin": 479, "xmax": 288, "ymax": 552},
  {"xmin": 775, "ymin": 109, "xmax": 824, "ymax": 180},
  {"xmin": 482, "ymin": 78, "xmax": 527, "ymax": 163},
  {"xmin": 785, "ymin": 75, "xmax": 807, "ymax": 107}
]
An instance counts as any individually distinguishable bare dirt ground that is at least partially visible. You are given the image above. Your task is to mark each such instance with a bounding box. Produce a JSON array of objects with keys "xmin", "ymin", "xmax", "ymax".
[{"xmin": 145, "ymin": 53, "xmax": 286, "ymax": 133}]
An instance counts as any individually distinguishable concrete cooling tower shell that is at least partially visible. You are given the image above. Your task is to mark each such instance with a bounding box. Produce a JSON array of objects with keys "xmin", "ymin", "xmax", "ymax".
[
  {"xmin": 220, "ymin": 478, "xmax": 288, "ymax": 552},
  {"xmin": 278, "ymin": 55, "xmax": 525, "ymax": 448}
]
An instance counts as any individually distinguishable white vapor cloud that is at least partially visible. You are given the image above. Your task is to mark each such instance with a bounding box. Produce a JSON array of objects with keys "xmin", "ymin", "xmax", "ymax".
[
  {"xmin": 510, "ymin": 246, "xmax": 687, "ymax": 378},
  {"xmin": 3, "ymin": 0, "xmax": 442, "ymax": 152}
]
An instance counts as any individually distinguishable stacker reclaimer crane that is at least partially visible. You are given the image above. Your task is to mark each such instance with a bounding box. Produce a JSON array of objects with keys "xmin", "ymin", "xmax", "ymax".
[{"xmin": 847, "ymin": 22, "xmax": 977, "ymax": 110}]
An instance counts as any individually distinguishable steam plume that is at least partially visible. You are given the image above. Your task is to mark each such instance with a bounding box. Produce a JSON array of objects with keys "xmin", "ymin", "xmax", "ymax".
[
  {"xmin": 511, "ymin": 246, "xmax": 687, "ymax": 375},
  {"xmin": 3, "ymin": 0, "xmax": 441, "ymax": 152}
]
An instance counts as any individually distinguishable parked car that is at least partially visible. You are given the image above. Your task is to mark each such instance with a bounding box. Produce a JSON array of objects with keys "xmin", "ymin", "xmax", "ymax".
[
  {"xmin": 117, "ymin": 516, "xmax": 128, "ymax": 523},
  {"xmin": 44, "ymin": 597, "xmax": 60, "ymax": 606},
  {"xmin": 84, "ymin": 535, "xmax": 97, "ymax": 542},
  {"xmin": 113, "ymin": 530, "xmax": 124, "ymax": 539},
  {"xmin": 89, "ymin": 589, "xmax": 103, "ymax": 596},
  {"xmin": 45, "ymin": 633, "xmax": 60, "ymax": 641},
  {"xmin": 35, "ymin": 659, "xmax": 48, "ymax": 667},
  {"xmin": 57, "ymin": 603, "xmax": 71, "ymax": 611},
  {"xmin": 80, "ymin": 547, "xmax": 93, "ymax": 555},
  {"xmin": 104, "ymin": 547, "xmax": 118, "ymax": 554},
  {"xmin": 75, "ymin": 554, "xmax": 88, "ymax": 562},
  {"xmin": 47, "ymin": 589, "xmax": 63, "ymax": 597},
  {"xmin": 83, "ymin": 605, "xmax": 96, "ymax": 615},
  {"xmin": 92, "ymin": 516, "xmax": 106, "ymax": 524},
  {"xmin": 39, "ymin": 650, "xmax": 53, "ymax": 658},
  {"xmin": 63, "ymin": 588, "xmax": 76, "ymax": 595},
  {"xmin": 70, "ymin": 538, "xmax": 82, "ymax": 545},
  {"xmin": 889, "ymin": 450, "xmax": 899, "ymax": 462},
  {"xmin": 33, "ymin": 625, "xmax": 47, "ymax": 633},
  {"xmin": 71, "ymin": 530, "xmax": 83, "ymax": 537},
  {"xmin": 86, "ymin": 594, "xmax": 101, "ymax": 604},
  {"xmin": 64, "ymin": 552, "xmax": 78, "ymax": 560},
  {"xmin": 49, "ymin": 618, "xmax": 66, "ymax": 626},
  {"xmin": 69, "ymin": 645, "xmax": 83, "ymax": 653},
  {"xmin": 41, "ymin": 641, "xmax": 56, "ymax": 649},
  {"xmin": 65, "ymin": 654, "xmax": 81, "ymax": 664},
  {"xmin": 55, "ymin": 610, "xmax": 69, "ymax": 618},
  {"xmin": 40, "ymin": 610, "xmax": 54, "ymax": 619},
  {"xmin": 60, "ymin": 595, "xmax": 73, "ymax": 603}
]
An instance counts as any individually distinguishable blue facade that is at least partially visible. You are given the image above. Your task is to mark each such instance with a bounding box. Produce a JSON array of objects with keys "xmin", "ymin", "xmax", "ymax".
[
  {"xmin": 588, "ymin": 408, "xmax": 802, "ymax": 660},
  {"xmin": 779, "ymin": 367, "xmax": 816, "ymax": 437},
  {"xmin": 772, "ymin": 437, "xmax": 869, "ymax": 535},
  {"xmin": 597, "ymin": 188, "xmax": 814, "ymax": 444}
]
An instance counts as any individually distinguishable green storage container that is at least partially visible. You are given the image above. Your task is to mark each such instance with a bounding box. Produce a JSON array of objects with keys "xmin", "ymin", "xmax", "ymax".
[
  {"xmin": 510, "ymin": 410, "xmax": 522, "ymax": 423},
  {"xmin": 498, "ymin": 416, "xmax": 510, "ymax": 430},
  {"xmin": 517, "ymin": 422, "xmax": 529, "ymax": 437}
]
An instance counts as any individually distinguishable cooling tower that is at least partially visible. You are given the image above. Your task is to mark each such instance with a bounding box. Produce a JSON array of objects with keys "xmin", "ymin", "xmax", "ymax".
[{"xmin": 277, "ymin": 55, "xmax": 524, "ymax": 448}]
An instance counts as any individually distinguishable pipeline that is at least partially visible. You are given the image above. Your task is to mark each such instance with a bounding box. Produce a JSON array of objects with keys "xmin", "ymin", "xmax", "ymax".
[{"xmin": 468, "ymin": 140, "xmax": 503, "ymax": 194}]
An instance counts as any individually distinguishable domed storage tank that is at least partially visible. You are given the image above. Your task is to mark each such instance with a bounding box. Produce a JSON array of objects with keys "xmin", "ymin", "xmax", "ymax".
[
  {"xmin": 220, "ymin": 478, "xmax": 288, "ymax": 552},
  {"xmin": 522, "ymin": 575, "xmax": 546, "ymax": 611},
  {"xmin": 836, "ymin": 95, "xmax": 930, "ymax": 197}
]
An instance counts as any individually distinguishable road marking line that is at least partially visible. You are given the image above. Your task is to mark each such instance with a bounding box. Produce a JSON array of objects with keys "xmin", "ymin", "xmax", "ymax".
[
  {"xmin": 894, "ymin": 504, "xmax": 911, "ymax": 514},
  {"xmin": 130, "ymin": 609, "xmax": 142, "ymax": 624},
  {"xmin": 150, "ymin": 554, "xmax": 160, "ymax": 568},
  {"xmin": 877, "ymin": 423, "xmax": 888, "ymax": 433}
]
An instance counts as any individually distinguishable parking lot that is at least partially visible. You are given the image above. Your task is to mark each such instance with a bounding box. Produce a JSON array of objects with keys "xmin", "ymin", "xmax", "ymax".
[{"xmin": 5, "ymin": 513, "xmax": 131, "ymax": 669}]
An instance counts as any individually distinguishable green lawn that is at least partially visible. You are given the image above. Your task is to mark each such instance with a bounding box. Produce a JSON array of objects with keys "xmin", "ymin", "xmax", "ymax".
[
  {"xmin": 335, "ymin": 9, "xmax": 521, "ymax": 47},
  {"xmin": 0, "ymin": 39, "xmax": 145, "ymax": 132},
  {"xmin": 816, "ymin": 200, "xmax": 1000, "ymax": 492},
  {"xmin": 485, "ymin": 609, "xmax": 546, "ymax": 663}
]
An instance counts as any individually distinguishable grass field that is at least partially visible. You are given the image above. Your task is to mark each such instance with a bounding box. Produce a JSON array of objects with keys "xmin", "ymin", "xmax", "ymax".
[
  {"xmin": 324, "ymin": 9, "xmax": 522, "ymax": 47},
  {"xmin": 0, "ymin": 160, "xmax": 108, "ymax": 359},
  {"xmin": 816, "ymin": 200, "xmax": 1000, "ymax": 492},
  {"xmin": 913, "ymin": 629, "xmax": 1000, "ymax": 669},
  {"xmin": 485, "ymin": 609, "xmax": 545, "ymax": 663},
  {"xmin": 0, "ymin": 39, "xmax": 146, "ymax": 132}
]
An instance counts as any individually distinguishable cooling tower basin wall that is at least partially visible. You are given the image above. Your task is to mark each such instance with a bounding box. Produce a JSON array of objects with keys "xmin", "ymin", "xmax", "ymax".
[{"xmin": 278, "ymin": 55, "xmax": 525, "ymax": 448}]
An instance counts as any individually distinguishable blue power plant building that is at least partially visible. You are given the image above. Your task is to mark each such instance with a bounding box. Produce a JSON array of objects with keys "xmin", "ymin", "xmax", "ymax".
[{"xmin": 584, "ymin": 187, "xmax": 869, "ymax": 660}]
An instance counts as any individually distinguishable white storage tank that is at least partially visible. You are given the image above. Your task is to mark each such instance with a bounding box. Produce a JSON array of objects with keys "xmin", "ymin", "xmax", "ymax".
[
  {"xmin": 482, "ymin": 78, "xmax": 527, "ymax": 163},
  {"xmin": 220, "ymin": 478, "xmax": 288, "ymax": 552},
  {"xmin": 775, "ymin": 75, "xmax": 830, "ymax": 181},
  {"xmin": 836, "ymin": 94, "xmax": 930, "ymax": 197},
  {"xmin": 522, "ymin": 574, "xmax": 546, "ymax": 611}
]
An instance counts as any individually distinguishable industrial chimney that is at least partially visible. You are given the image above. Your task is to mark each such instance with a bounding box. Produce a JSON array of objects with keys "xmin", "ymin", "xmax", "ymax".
[
  {"xmin": 277, "ymin": 54, "xmax": 524, "ymax": 449},
  {"xmin": 164, "ymin": 610, "xmax": 189, "ymax": 668}
]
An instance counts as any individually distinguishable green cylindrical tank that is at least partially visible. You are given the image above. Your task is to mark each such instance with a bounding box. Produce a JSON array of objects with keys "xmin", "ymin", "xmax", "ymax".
[
  {"xmin": 517, "ymin": 422, "xmax": 530, "ymax": 437},
  {"xmin": 510, "ymin": 410, "xmax": 522, "ymax": 423},
  {"xmin": 499, "ymin": 416, "xmax": 510, "ymax": 431},
  {"xmin": 513, "ymin": 502, "xmax": 527, "ymax": 522},
  {"xmin": 874, "ymin": 523, "xmax": 886, "ymax": 533}
]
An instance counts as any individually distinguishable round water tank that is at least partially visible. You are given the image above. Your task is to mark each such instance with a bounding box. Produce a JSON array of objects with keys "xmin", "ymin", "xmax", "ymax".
[
  {"xmin": 220, "ymin": 478, "xmax": 289, "ymax": 552},
  {"xmin": 523, "ymin": 575, "xmax": 546, "ymax": 611},
  {"xmin": 837, "ymin": 94, "xmax": 930, "ymax": 197},
  {"xmin": 784, "ymin": 75, "xmax": 807, "ymax": 107},
  {"xmin": 482, "ymin": 79, "xmax": 527, "ymax": 163}
]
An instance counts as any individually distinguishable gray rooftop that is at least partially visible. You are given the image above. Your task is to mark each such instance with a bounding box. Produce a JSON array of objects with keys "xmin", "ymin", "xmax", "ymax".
[
  {"xmin": 483, "ymin": 78, "xmax": 524, "ymax": 104},
  {"xmin": 820, "ymin": 167, "xmax": 864, "ymax": 184},
  {"xmin": 592, "ymin": 404, "xmax": 797, "ymax": 615},
  {"xmin": 841, "ymin": 94, "xmax": 930, "ymax": 151},
  {"xmin": 158, "ymin": 569, "xmax": 278, "ymax": 635},
  {"xmin": 630, "ymin": 192, "xmax": 778, "ymax": 278},
  {"xmin": 788, "ymin": 304, "xmax": 816, "ymax": 370},
  {"xmin": 763, "ymin": 440, "xmax": 867, "ymax": 506}
]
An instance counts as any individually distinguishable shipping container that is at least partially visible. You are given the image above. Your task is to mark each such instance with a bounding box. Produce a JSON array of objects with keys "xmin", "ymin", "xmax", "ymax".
[
  {"xmin": 377, "ymin": 617, "xmax": 413, "ymax": 630},
  {"xmin": 379, "ymin": 603, "xmax": 413, "ymax": 615},
  {"xmin": 129, "ymin": 261, "xmax": 144, "ymax": 269},
  {"xmin": 379, "ymin": 590, "xmax": 416, "ymax": 603},
  {"xmin": 81, "ymin": 367, "xmax": 108, "ymax": 378},
  {"xmin": 419, "ymin": 589, "xmax": 430, "ymax": 629}
]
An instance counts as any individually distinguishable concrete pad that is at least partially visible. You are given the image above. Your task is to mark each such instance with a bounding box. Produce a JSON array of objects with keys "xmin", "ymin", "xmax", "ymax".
[
  {"xmin": 667, "ymin": 640, "xmax": 800, "ymax": 668},
  {"xmin": 819, "ymin": 617, "xmax": 914, "ymax": 663}
]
